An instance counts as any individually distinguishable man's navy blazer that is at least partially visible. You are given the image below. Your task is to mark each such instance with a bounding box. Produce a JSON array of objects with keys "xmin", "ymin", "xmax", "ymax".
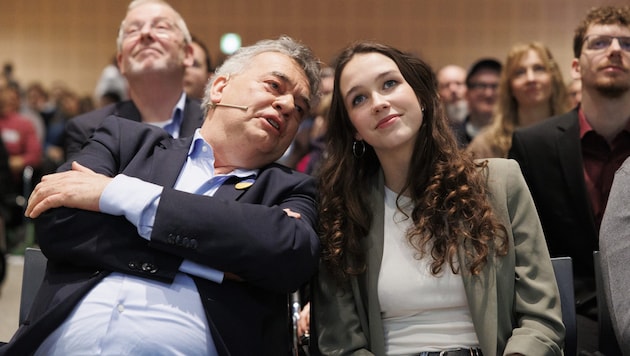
[
  {"xmin": 509, "ymin": 107, "xmax": 598, "ymax": 315},
  {"xmin": 3, "ymin": 116, "xmax": 320, "ymax": 356},
  {"xmin": 64, "ymin": 96, "xmax": 204, "ymax": 159}
]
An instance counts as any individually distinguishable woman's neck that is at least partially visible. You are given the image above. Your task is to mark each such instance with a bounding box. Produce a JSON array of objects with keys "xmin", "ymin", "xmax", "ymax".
[{"xmin": 517, "ymin": 103, "xmax": 552, "ymax": 128}]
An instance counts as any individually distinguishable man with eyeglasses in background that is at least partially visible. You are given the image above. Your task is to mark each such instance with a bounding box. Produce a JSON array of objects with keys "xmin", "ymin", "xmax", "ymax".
[
  {"xmin": 64, "ymin": 0, "xmax": 203, "ymax": 160},
  {"xmin": 509, "ymin": 5, "xmax": 630, "ymax": 354},
  {"xmin": 451, "ymin": 58, "xmax": 502, "ymax": 148}
]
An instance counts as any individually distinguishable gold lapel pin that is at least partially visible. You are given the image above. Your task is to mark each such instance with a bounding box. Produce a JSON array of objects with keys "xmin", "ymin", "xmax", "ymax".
[{"xmin": 235, "ymin": 179, "xmax": 255, "ymax": 190}]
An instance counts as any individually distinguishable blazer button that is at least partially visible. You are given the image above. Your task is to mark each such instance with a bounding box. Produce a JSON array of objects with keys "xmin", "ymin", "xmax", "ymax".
[
  {"xmin": 141, "ymin": 262, "xmax": 158, "ymax": 274},
  {"xmin": 128, "ymin": 261, "xmax": 138, "ymax": 270},
  {"xmin": 190, "ymin": 239, "xmax": 198, "ymax": 249}
]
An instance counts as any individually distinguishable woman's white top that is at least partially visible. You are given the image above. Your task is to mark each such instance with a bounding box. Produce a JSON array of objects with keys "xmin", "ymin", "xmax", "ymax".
[{"xmin": 378, "ymin": 187, "xmax": 479, "ymax": 355}]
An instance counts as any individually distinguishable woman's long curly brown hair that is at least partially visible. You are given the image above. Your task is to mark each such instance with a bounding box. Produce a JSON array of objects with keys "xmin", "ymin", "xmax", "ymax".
[{"xmin": 318, "ymin": 42, "xmax": 508, "ymax": 281}]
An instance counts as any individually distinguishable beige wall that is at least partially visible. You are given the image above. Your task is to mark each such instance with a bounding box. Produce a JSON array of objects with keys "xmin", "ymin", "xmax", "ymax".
[{"xmin": 0, "ymin": 0, "xmax": 627, "ymax": 97}]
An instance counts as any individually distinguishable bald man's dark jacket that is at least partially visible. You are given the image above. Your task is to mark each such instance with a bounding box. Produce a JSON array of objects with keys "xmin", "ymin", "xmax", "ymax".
[{"xmin": 64, "ymin": 96, "xmax": 204, "ymax": 159}]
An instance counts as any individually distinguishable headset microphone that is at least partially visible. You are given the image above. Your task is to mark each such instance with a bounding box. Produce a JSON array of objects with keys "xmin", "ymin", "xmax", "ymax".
[{"xmin": 214, "ymin": 103, "xmax": 249, "ymax": 111}]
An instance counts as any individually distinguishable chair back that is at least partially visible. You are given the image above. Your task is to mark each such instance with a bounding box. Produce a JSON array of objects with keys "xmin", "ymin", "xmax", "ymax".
[
  {"xmin": 550, "ymin": 256, "xmax": 577, "ymax": 356},
  {"xmin": 19, "ymin": 247, "xmax": 47, "ymax": 325}
]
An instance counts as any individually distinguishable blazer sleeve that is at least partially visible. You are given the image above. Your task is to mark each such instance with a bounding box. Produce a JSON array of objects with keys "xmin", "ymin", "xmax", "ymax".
[
  {"xmin": 312, "ymin": 262, "xmax": 374, "ymax": 356},
  {"xmin": 40, "ymin": 116, "xmax": 320, "ymax": 293},
  {"xmin": 499, "ymin": 159, "xmax": 564, "ymax": 355},
  {"xmin": 64, "ymin": 115, "xmax": 93, "ymax": 160},
  {"xmin": 147, "ymin": 175, "xmax": 320, "ymax": 293},
  {"xmin": 36, "ymin": 117, "xmax": 184, "ymax": 282},
  {"xmin": 599, "ymin": 158, "xmax": 630, "ymax": 351}
]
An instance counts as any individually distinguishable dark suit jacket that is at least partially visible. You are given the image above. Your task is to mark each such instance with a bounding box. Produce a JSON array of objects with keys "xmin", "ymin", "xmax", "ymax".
[
  {"xmin": 508, "ymin": 108, "xmax": 598, "ymax": 316},
  {"xmin": 2, "ymin": 116, "xmax": 320, "ymax": 356},
  {"xmin": 64, "ymin": 96, "xmax": 204, "ymax": 159}
]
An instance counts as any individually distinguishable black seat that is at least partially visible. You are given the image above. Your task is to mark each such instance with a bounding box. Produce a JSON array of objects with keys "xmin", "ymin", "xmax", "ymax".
[
  {"xmin": 550, "ymin": 256, "xmax": 577, "ymax": 356},
  {"xmin": 19, "ymin": 247, "xmax": 47, "ymax": 325}
]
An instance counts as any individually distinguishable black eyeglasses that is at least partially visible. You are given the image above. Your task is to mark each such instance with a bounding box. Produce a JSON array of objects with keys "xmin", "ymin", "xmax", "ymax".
[{"xmin": 583, "ymin": 35, "xmax": 630, "ymax": 52}]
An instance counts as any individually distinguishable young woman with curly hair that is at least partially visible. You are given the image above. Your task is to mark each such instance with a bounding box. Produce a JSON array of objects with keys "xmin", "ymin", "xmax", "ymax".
[{"xmin": 311, "ymin": 42, "xmax": 564, "ymax": 356}]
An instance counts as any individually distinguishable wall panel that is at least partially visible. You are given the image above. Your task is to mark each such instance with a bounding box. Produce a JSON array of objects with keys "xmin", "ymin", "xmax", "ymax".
[{"xmin": 0, "ymin": 0, "xmax": 626, "ymax": 96}]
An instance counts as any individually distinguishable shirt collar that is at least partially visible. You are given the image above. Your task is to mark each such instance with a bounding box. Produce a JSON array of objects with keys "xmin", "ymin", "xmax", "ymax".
[
  {"xmin": 578, "ymin": 106, "xmax": 630, "ymax": 139},
  {"xmin": 188, "ymin": 130, "xmax": 259, "ymax": 179},
  {"xmin": 578, "ymin": 106, "xmax": 593, "ymax": 140},
  {"xmin": 160, "ymin": 92, "xmax": 187, "ymax": 138}
]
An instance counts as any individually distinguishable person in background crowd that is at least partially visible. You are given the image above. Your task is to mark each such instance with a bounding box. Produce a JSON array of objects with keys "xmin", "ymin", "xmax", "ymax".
[
  {"xmin": 0, "ymin": 86, "xmax": 42, "ymax": 184},
  {"xmin": 94, "ymin": 55, "xmax": 129, "ymax": 103},
  {"xmin": 467, "ymin": 42, "xmax": 570, "ymax": 158},
  {"xmin": 451, "ymin": 58, "xmax": 502, "ymax": 148},
  {"xmin": 509, "ymin": 5, "xmax": 630, "ymax": 353},
  {"xmin": 279, "ymin": 66, "xmax": 334, "ymax": 172},
  {"xmin": 25, "ymin": 82, "xmax": 57, "ymax": 128},
  {"xmin": 184, "ymin": 35, "xmax": 213, "ymax": 100},
  {"xmin": 437, "ymin": 64, "xmax": 468, "ymax": 126},
  {"xmin": 64, "ymin": 0, "xmax": 203, "ymax": 160}
]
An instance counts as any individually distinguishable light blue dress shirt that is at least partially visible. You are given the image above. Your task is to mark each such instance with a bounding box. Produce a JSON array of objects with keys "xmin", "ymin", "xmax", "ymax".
[
  {"xmin": 36, "ymin": 130, "xmax": 258, "ymax": 355},
  {"xmin": 149, "ymin": 92, "xmax": 186, "ymax": 139}
]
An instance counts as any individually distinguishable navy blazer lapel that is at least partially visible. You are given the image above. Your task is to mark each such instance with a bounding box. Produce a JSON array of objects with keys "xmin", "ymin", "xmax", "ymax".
[
  {"xmin": 214, "ymin": 175, "xmax": 256, "ymax": 201},
  {"xmin": 151, "ymin": 134, "xmax": 256, "ymax": 200},
  {"xmin": 365, "ymin": 171, "xmax": 386, "ymax": 345},
  {"xmin": 555, "ymin": 112, "xmax": 597, "ymax": 229},
  {"xmin": 150, "ymin": 136, "xmax": 193, "ymax": 187},
  {"xmin": 114, "ymin": 101, "xmax": 142, "ymax": 122}
]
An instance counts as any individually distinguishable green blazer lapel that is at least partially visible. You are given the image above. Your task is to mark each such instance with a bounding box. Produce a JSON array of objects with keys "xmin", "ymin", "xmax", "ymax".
[
  {"xmin": 365, "ymin": 171, "xmax": 386, "ymax": 354},
  {"xmin": 458, "ymin": 245, "xmax": 498, "ymax": 356}
]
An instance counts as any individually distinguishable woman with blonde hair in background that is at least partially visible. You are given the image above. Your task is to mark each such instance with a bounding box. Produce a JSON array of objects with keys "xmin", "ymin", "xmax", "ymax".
[{"xmin": 467, "ymin": 42, "xmax": 570, "ymax": 158}]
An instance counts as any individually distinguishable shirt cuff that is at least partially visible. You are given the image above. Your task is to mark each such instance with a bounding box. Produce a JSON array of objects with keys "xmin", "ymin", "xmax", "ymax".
[
  {"xmin": 100, "ymin": 174, "xmax": 163, "ymax": 239},
  {"xmin": 180, "ymin": 260, "xmax": 224, "ymax": 283}
]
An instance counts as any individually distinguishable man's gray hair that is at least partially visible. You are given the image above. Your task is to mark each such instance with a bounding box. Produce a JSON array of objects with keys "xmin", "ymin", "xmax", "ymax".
[
  {"xmin": 116, "ymin": 0, "xmax": 191, "ymax": 52},
  {"xmin": 202, "ymin": 35, "xmax": 321, "ymax": 114}
]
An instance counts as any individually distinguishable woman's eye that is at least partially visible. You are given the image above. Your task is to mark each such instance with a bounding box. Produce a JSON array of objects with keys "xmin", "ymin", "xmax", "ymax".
[
  {"xmin": 384, "ymin": 79, "xmax": 397, "ymax": 89},
  {"xmin": 267, "ymin": 81, "xmax": 280, "ymax": 91},
  {"xmin": 351, "ymin": 95, "xmax": 366, "ymax": 106},
  {"xmin": 533, "ymin": 65, "xmax": 547, "ymax": 73},
  {"xmin": 513, "ymin": 68, "xmax": 526, "ymax": 77}
]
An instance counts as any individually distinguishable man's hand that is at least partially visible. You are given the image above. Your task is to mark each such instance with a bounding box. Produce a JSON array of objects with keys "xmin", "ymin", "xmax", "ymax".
[
  {"xmin": 283, "ymin": 208, "xmax": 301, "ymax": 219},
  {"xmin": 297, "ymin": 302, "xmax": 310, "ymax": 339},
  {"xmin": 25, "ymin": 161, "xmax": 113, "ymax": 218}
]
